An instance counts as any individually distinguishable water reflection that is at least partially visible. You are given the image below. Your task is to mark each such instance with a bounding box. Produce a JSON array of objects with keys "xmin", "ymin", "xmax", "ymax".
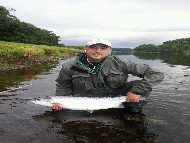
[
  {"xmin": 0, "ymin": 61, "xmax": 59, "ymax": 93},
  {"xmin": 133, "ymin": 52, "xmax": 190, "ymax": 67},
  {"xmin": 32, "ymin": 109, "xmax": 158, "ymax": 142}
]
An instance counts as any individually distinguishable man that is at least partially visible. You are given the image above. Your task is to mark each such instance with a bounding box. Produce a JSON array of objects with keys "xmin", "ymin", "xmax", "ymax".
[{"xmin": 53, "ymin": 39, "xmax": 164, "ymax": 110}]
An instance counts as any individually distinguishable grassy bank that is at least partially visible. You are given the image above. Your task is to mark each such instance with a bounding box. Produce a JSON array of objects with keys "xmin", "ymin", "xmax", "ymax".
[{"xmin": 0, "ymin": 41, "xmax": 82, "ymax": 70}]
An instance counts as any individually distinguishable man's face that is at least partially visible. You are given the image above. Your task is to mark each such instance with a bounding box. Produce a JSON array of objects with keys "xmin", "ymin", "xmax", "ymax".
[{"xmin": 84, "ymin": 44, "xmax": 112, "ymax": 63}]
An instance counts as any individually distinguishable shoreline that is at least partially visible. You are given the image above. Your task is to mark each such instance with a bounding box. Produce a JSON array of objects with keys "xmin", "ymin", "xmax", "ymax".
[{"xmin": 0, "ymin": 41, "xmax": 82, "ymax": 70}]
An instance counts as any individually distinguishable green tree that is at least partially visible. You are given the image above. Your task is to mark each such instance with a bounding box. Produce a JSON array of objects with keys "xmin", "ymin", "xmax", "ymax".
[
  {"xmin": 0, "ymin": 6, "xmax": 61, "ymax": 46},
  {"xmin": 134, "ymin": 37, "xmax": 190, "ymax": 53}
]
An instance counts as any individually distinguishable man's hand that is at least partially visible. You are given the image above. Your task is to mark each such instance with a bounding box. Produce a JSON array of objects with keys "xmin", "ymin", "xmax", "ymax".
[
  {"xmin": 52, "ymin": 104, "xmax": 66, "ymax": 110},
  {"xmin": 126, "ymin": 92, "xmax": 141, "ymax": 102}
]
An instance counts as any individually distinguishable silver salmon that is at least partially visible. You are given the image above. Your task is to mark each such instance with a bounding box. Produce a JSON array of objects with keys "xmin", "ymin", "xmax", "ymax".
[{"xmin": 31, "ymin": 96, "xmax": 127, "ymax": 112}]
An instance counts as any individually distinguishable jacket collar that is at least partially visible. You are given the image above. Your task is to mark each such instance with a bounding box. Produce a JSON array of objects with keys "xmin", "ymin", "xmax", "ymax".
[{"xmin": 76, "ymin": 52, "xmax": 112, "ymax": 73}]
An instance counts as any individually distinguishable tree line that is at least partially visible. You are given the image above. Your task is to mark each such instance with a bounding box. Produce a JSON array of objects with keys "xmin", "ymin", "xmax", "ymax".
[
  {"xmin": 134, "ymin": 37, "xmax": 190, "ymax": 53},
  {"xmin": 0, "ymin": 6, "xmax": 61, "ymax": 46}
]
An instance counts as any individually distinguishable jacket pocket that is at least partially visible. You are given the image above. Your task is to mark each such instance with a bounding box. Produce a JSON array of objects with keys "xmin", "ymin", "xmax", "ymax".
[
  {"xmin": 107, "ymin": 70, "xmax": 127, "ymax": 88},
  {"xmin": 72, "ymin": 74, "xmax": 92, "ymax": 91}
]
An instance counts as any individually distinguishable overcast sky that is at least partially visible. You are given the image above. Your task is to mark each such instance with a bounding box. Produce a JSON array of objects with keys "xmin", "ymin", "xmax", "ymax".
[{"xmin": 2, "ymin": 0, "xmax": 190, "ymax": 48}]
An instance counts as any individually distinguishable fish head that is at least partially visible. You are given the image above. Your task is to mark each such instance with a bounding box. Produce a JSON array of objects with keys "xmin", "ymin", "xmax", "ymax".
[{"xmin": 31, "ymin": 97, "xmax": 54, "ymax": 107}]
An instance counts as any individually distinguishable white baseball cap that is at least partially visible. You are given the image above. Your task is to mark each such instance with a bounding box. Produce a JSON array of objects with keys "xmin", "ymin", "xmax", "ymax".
[{"xmin": 86, "ymin": 39, "xmax": 111, "ymax": 47}]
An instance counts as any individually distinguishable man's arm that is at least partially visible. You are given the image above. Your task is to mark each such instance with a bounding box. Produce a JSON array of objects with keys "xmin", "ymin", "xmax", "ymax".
[
  {"xmin": 55, "ymin": 64, "xmax": 73, "ymax": 96},
  {"xmin": 53, "ymin": 64, "xmax": 73, "ymax": 110},
  {"xmin": 121, "ymin": 58, "xmax": 164, "ymax": 97}
]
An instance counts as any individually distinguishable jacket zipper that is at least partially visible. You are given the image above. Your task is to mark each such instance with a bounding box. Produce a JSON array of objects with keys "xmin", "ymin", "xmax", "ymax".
[
  {"xmin": 90, "ymin": 73, "xmax": 96, "ymax": 88},
  {"xmin": 101, "ymin": 70, "xmax": 108, "ymax": 87}
]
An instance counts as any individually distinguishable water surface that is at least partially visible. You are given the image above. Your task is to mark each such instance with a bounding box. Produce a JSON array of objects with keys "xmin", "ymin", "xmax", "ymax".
[{"xmin": 0, "ymin": 53, "xmax": 190, "ymax": 142}]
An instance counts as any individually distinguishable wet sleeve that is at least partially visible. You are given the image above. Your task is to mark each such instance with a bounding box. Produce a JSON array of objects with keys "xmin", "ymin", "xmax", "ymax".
[
  {"xmin": 122, "ymin": 59, "xmax": 165, "ymax": 95},
  {"xmin": 55, "ymin": 64, "xmax": 73, "ymax": 96}
]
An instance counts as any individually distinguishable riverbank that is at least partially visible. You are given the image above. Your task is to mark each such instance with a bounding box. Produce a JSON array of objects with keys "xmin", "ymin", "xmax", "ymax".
[{"xmin": 0, "ymin": 41, "xmax": 82, "ymax": 70}]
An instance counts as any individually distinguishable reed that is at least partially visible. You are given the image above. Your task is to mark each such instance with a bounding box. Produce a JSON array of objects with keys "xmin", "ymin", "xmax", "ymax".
[
  {"xmin": 0, "ymin": 41, "xmax": 82, "ymax": 69},
  {"xmin": 0, "ymin": 41, "xmax": 82, "ymax": 57}
]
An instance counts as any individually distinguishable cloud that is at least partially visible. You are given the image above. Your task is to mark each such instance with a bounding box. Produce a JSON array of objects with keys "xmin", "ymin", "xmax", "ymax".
[{"xmin": 1, "ymin": 0, "xmax": 190, "ymax": 48}]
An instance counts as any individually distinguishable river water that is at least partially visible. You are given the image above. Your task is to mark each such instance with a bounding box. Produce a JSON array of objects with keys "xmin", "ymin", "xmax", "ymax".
[{"xmin": 0, "ymin": 53, "xmax": 190, "ymax": 143}]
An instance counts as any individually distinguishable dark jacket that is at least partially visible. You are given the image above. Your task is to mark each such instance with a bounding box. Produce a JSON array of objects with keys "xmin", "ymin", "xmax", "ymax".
[{"xmin": 55, "ymin": 52, "xmax": 164, "ymax": 97}]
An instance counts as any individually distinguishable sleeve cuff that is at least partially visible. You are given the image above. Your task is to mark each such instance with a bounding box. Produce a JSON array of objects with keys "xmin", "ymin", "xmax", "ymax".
[{"xmin": 129, "ymin": 90, "xmax": 143, "ymax": 96}]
